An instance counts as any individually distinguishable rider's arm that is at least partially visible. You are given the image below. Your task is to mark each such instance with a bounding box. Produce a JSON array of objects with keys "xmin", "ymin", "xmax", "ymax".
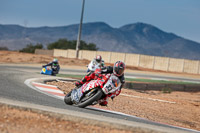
[
  {"xmin": 118, "ymin": 74, "xmax": 125, "ymax": 93},
  {"xmin": 57, "ymin": 64, "xmax": 60, "ymax": 70},
  {"xmin": 43, "ymin": 62, "xmax": 53, "ymax": 67},
  {"xmin": 107, "ymin": 85, "xmax": 121, "ymax": 100},
  {"xmin": 75, "ymin": 68, "xmax": 105, "ymax": 87},
  {"xmin": 119, "ymin": 74, "xmax": 125, "ymax": 85},
  {"xmin": 81, "ymin": 72, "xmax": 95, "ymax": 83},
  {"xmin": 75, "ymin": 72, "xmax": 96, "ymax": 86},
  {"xmin": 101, "ymin": 66, "xmax": 113, "ymax": 74}
]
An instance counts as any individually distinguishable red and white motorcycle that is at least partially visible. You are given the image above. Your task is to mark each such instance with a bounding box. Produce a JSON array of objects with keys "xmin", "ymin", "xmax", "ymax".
[{"xmin": 64, "ymin": 73, "xmax": 121, "ymax": 108}]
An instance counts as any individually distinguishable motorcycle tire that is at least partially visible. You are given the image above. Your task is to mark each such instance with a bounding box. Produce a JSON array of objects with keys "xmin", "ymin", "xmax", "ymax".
[
  {"xmin": 76, "ymin": 88, "xmax": 103, "ymax": 108},
  {"xmin": 64, "ymin": 90, "xmax": 73, "ymax": 105}
]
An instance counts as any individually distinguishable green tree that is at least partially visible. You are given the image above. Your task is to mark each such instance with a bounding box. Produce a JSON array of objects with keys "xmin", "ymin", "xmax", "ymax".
[
  {"xmin": 47, "ymin": 38, "xmax": 98, "ymax": 51},
  {"xmin": 79, "ymin": 41, "xmax": 98, "ymax": 50},
  {"xmin": 20, "ymin": 43, "xmax": 43, "ymax": 53},
  {"xmin": 0, "ymin": 46, "xmax": 9, "ymax": 51},
  {"xmin": 47, "ymin": 39, "xmax": 75, "ymax": 50}
]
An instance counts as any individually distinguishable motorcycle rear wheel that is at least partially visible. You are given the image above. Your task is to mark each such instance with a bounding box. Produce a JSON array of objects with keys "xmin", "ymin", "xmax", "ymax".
[{"xmin": 76, "ymin": 88, "xmax": 103, "ymax": 108}]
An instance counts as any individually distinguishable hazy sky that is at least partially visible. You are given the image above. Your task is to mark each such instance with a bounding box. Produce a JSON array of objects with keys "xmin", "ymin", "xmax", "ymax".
[{"xmin": 0, "ymin": 0, "xmax": 200, "ymax": 43}]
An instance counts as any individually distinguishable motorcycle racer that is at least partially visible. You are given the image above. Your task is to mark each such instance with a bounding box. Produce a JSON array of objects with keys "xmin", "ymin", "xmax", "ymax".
[
  {"xmin": 94, "ymin": 55, "xmax": 104, "ymax": 66},
  {"xmin": 43, "ymin": 58, "xmax": 60, "ymax": 76},
  {"xmin": 75, "ymin": 61, "xmax": 125, "ymax": 106},
  {"xmin": 87, "ymin": 55, "xmax": 105, "ymax": 73}
]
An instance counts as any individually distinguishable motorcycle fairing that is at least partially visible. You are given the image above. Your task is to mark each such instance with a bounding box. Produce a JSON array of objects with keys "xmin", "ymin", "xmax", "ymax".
[
  {"xmin": 71, "ymin": 88, "xmax": 83, "ymax": 104},
  {"xmin": 71, "ymin": 80, "xmax": 99, "ymax": 104},
  {"xmin": 102, "ymin": 74, "xmax": 121, "ymax": 94},
  {"xmin": 81, "ymin": 80, "xmax": 97, "ymax": 93},
  {"xmin": 40, "ymin": 66, "xmax": 52, "ymax": 75}
]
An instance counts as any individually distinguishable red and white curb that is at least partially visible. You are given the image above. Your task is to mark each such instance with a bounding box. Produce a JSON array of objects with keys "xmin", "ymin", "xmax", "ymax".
[
  {"xmin": 32, "ymin": 82, "xmax": 65, "ymax": 100},
  {"xmin": 24, "ymin": 78, "xmax": 65, "ymax": 100}
]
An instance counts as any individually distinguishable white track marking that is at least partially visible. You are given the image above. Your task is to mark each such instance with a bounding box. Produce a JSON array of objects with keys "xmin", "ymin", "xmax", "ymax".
[
  {"xmin": 126, "ymin": 76, "xmax": 200, "ymax": 84},
  {"xmin": 120, "ymin": 94, "xmax": 176, "ymax": 104}
]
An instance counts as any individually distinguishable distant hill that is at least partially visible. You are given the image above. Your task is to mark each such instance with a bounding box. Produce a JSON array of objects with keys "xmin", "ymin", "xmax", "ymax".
[{"xmin": 0, "ymin": 22, "xmax": 200, "ymax": 60}]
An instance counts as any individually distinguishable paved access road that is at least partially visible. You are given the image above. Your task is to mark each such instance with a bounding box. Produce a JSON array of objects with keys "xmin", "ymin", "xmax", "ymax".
[{"xmin": 0, "ymin": 64, "xmax": 199, "ymax": 133}]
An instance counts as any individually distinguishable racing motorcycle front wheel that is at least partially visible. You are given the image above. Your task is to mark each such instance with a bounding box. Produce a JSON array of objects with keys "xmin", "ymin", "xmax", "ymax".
[
  {"xmin": 64, "ymin": 90, "xmax": 73, "ymax": 105},
  {"xmin": 76, "ymin": 88, "xmax": 103, "ymax": 108}
]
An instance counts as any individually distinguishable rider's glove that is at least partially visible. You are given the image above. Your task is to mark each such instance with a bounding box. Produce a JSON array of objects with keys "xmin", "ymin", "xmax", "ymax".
[
  {"xmin": 110, "ymin": 95, "xmax": 115, "ymax": 101},
  {"xmin": 108, "ymin": 93, "xmax": 115, "ymax": 101},
  {"xmin": 75, "ymin": 81, "xmax": 82, "ymax": 87}
]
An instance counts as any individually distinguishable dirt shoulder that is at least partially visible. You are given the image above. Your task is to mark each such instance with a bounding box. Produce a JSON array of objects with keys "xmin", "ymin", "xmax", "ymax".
[{"xmin": 0, "ymin": 104, "xmax": 138, "ymax": 133}]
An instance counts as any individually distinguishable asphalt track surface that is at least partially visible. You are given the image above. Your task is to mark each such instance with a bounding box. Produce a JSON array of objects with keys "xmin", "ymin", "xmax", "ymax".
[
  {"xmin": 0, "ymin": 64, "xmax": 199, "ymax": 133},
  {"xmin": 3, "ymin": 65, "xmax": 200, "ymax": 83}
]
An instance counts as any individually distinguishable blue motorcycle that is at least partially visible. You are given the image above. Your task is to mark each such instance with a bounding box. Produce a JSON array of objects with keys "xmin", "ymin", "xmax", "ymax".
[{"xmin": 40, "ymin": 66, "xmax": 53, "ymax": 75}]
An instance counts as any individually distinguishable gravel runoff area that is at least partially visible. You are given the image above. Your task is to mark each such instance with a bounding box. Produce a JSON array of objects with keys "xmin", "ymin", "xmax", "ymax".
[{"xmin": 46, "ymin": 81, "xmax": 200, "ymax": 131}]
